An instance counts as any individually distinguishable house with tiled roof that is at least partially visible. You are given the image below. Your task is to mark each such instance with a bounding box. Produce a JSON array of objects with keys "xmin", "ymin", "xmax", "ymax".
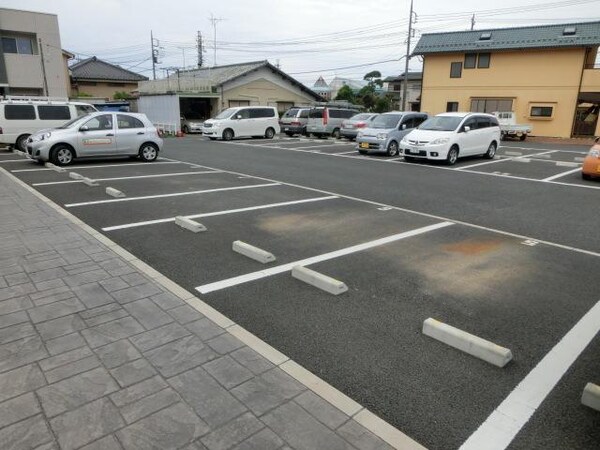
[
  {"xmin": 70, "ymin": 56, "xmax": 148, "ymax": 100},
  {"xmin": 383, "ymin": 72, "xmax": 422, "ymax": 111},
  {"xmin": 413, "ymin": 21, "xmax": 600, "ymax": 137}
]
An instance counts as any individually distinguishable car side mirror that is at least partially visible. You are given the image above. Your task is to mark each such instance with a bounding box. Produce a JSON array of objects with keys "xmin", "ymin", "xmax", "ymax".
[
  {"xmin": 464, "ymin": 126, "xmax": 471, "ymax": 133},
  {"xmin": 236, "ymin": 114, "xmax": 242, "ymax": 120},
  {"xmin": 401, "ymin": 123, "xmax": 407, "ymax": 130},
  {"xmin": 595, "ymin": 136, "xmax": 600, "ymax": 144},
  {"xmin": 79, "ymin": 125, "xmax": 89, "ymax": 132}
]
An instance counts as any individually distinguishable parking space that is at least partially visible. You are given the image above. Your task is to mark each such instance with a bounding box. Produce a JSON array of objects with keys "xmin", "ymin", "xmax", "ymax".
[{"xmin": 4, "ymin": 140, "xmax": 599, "ymax": 450}]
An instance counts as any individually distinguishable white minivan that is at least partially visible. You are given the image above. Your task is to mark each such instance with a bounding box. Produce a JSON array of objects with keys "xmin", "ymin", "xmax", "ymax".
[
  {"xmin": 202, "ymin": 106, "xmax": 280, "ymax": 141},
  {"xmin": 0, "ymin": 98, "xmax": 98, "ymax": 151},
  {"xmin": 401, "ymin": 112, "xmax": 501, "ymax": 165}
]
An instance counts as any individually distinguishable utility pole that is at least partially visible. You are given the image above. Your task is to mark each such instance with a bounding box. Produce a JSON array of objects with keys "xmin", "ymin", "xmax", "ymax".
[
  {"xmin": 209, "ymin": 13, "xmax": 225, "ymax": 66},
  {"xmin": 471, "ymin": 14, "xmax": 476, "ymax": 31},
  {"xmin": 38, "ymin": 38, "xmax": 49, "ymax": 96},
  {"xmin": 402, "ymin": 0, "xmax": 416, "ymax": 111},
  {"xmin": 177, "ymin": 47, "xmax": 186, "ymax": 69},
  {"xmin": 150, "ymin": 31, "xmax": 160, "ymax": 80},
  {"xmin": 196, "ymin": 31, "xmax": 204, "ymax": 68}
]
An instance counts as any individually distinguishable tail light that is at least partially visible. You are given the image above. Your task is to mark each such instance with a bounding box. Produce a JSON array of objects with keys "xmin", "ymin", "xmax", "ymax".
[
  {"xmin": 356, "ymin": 122, "xmax": 367, "ymax": 128},
  {"xmin": 323, "ymin": 109, "xmax": 328, "ymax": 125}
]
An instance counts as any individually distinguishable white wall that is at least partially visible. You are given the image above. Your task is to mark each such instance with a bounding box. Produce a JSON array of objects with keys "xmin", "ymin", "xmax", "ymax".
[{"xmin": 138, "ymin": 94, "xmax": 181, "ymax": 131}]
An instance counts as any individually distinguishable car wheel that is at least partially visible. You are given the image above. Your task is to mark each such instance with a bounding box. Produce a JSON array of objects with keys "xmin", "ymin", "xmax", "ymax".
[
  {"xmin": 182, "ymin": 125, "xmax": 189, "ymax": 134},
  {"xmin": 222, "ymin": 129, "xmax": 234, "ymax": 141},
  {"xmin": 387, "ymin": 141, "xmax": 399, "ymax": 157},
  {"xmin": 520, "ymin": 134, "xmax": 527, "ymax": 141},
  {"xmin": 446, "ymin": 146, "xmax": 459, "ymax": 165},
  {"xmin": 139, "ymin": 143, "xmax": 158, "ymax": 162},
  {"xmin": 483, "ymin": 142, "xmax": 497, "ymax": 159},
  {"xmin": 404, "ymin": 156, "xmax": 415, "ymax": 162},
  {"xmin": 51, "ymin": 145, "xmax": 74, "ymax": 166},
  {"xmin": 16, "ymin": 134, "xmax": 30, "ymax": 152},
  {"xmin": 332, "ymin": 128, "xmax": 341, "ymax": 139},
  {"xmin": 265, "ymin": 127, "xmax": 275, "ymax": 139},
  {"xmin": 582, "ymin": 173, "xmax": 592, "ymax": 180}
]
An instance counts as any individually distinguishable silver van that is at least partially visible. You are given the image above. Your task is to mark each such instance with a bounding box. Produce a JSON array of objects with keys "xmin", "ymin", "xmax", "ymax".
[
  {"xmin": 306, "ymin": 106, "xmax": 359, "ymax": 138},
  {"xmin": 280, "ymin": 107, "xmax": 310, "ymax": 136}
]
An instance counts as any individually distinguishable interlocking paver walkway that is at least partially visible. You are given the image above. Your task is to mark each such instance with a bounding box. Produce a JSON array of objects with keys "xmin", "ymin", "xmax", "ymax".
[{"xmin": 0, "ymin": 167, "xmax": 396, "ymax": 450}]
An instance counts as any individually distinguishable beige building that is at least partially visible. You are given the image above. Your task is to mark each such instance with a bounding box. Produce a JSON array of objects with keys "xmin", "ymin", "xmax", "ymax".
[
  {"xmin": 70, "ymin": 56, "xmax": 147, "ymax": 100},
  {"xmin": 383, "ymin": 72, "xmax": 422, "ymax": 111},
  {"xmin": 413, "ymin": 21, "xmax": 600, "ymax": 138},
  {"xmin": 0, "ymin": 7, "xmax": 69, "ymax": 97},
  {"xmin": 137, "ymin": 60, "xmax": 322, "ymax": 130}
]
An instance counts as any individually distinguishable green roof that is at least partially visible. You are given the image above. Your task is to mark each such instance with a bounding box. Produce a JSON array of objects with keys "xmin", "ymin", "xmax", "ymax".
[{"xmin": 413, "ymin": 21, "xmax": 600, "ymax": 55}]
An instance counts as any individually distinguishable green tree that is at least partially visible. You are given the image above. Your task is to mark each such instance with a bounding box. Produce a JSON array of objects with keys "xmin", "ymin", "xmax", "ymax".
[
  {"xmin": 363, "ymin": 70, "xmax": 383, "ymax": 89},
  {"xmin": 113, "ymin": 91, "xmax": 132, "ymax": 100},
  {"xmin": 374, "ymin": 96, "xmax": 391, "ymax": 113},
  {"xmin": 335, "ymin": 85, "xmax": 355, "ymax": 103}
]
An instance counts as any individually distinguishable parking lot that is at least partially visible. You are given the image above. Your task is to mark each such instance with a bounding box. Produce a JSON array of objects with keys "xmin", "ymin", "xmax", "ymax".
[{"xmin": 2, "ymin": 136, "xmax": 599, "ymax": 450}]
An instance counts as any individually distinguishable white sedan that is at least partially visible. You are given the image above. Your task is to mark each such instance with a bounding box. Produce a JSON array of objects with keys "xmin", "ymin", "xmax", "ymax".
[{"xmin": 27, "ymin": 112, "xmax": 163, "ymax": 166}]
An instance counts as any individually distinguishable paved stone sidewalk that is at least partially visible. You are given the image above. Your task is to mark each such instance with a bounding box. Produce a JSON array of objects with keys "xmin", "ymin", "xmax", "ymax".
[{"xmin": 0, "ymin": 168, "xmax": 400, "ymax": 450}]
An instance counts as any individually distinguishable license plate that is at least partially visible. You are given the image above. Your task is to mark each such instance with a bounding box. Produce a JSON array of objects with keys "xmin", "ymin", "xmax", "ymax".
[
  {"xmin": 284, "ymin": 127, "xmax": 289, "ymax": 131},
  {"xmin": 360, "ymin": 142, "xmax": 369, "ymax": 149}
]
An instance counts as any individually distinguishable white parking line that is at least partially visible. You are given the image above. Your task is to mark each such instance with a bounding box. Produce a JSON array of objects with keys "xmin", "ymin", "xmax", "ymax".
[
  {"xmin": 460, "ymin": 299, "xmax": 600, "ymax": 450},
  {"xmin": 161, "ymin": 157, "xmax": 600, "ymax": 258},
  {"xmin": 334, "ymin": 150, "xmax": 359, "ymax": 155},
  {"xmin": 11, "ymin": 161, "xmax": 181, "ymax": 173},
  {"xmin": 64, "ymin": 182, "xmax": 281, "ymax": 207},
  {"xmin": 293, "ymin": 144, "xmax": 345, "ymax": 150},
  {"xmin": 457, "ymin": 150, "xmax": 558, "ymax": 170},
  {"xmin": 542, "ymin": 167, "xmax": 582, "ymax": 182},
  {"xmin": 32, "ymin": 170, "xmax": 220, "ymax": 186},
  {"xmin": 0, "ymin": 159, "xmax": 28, "ymax": 163},
  {"xmin": 102, "ymin": 195, "xmax": 338, "ymax": 232},
  {"xmin": 499, "ymin": 145, "xmax": 587, "ymax": 155},
  {"xmin": 196, "ymin": 221, "xmax": 454, "ymax": 293}
]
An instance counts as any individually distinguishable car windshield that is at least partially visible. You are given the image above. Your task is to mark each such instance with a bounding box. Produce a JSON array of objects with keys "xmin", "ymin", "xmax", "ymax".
[
  {"xmin": 214, "ymin": 108, "xmax": 236, "ymax": 120},
  {"xmin": 370, "ymin": 114, "xmax": 402, "ymax": 129},
  {"xmin": 57, "ymin": 115, "xmax": 90, "ymax": 129},
  {"xmin": 282, "ymin": 109, "xmax": 300, "ymax": 118},
  {"xmin": 419, "ymin": 116, "xmax": 463, "ymax": 131}
]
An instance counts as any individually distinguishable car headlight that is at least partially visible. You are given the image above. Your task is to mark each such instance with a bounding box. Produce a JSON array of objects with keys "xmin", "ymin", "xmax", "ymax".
[
  {"xmin": 431, "ymin": 138, "xmax": 449, "ymax": 145},
  {"xmin": 376, "ymin": 133, "xmax": 388, "ymax": 140},
  {"xmin": 589, "ymin": 148, "xmax": 600, "ymax": 158}
]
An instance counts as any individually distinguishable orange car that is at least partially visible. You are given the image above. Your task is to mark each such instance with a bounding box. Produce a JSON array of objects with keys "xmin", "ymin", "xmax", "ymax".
[{"xmin": 582, "ymin": 138, "xmax": 600, "ymax": 180}]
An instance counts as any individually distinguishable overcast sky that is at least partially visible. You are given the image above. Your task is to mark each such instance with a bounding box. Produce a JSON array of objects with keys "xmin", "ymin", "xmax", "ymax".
[{"xmin": 4, "ymin": 0, "xmax": 600, "ymax": 85}]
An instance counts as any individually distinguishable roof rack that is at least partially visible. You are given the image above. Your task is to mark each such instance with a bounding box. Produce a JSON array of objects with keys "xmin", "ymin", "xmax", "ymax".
[{"xmin": 2, "ymin": 95, "xmax": 70, "ymax": 103}]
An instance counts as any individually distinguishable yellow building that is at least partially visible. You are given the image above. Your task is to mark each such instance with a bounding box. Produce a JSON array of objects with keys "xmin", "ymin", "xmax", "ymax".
[{"xmin": 413, "ymin": 21, "xmax": 600, "ymax": 138}]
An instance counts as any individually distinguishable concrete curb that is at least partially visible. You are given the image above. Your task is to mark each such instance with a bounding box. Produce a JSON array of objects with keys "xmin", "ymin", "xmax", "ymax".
[
  {"xmin": 232, "ymin": 240, "xmax": 275, "ymax": 263},
  {"xmin": 106, "ymin": 187, "xmax": 126, "ymax": 198},
  {"xmin": 423, "ymin": 318, "xmax": 513, "ymax": 368},
  {"xmin": 582, "ymin": 382, "xmax": 600, "ymax": 411},
  {"xmin": 175, "ymin": 216, "xmax": 206, "ymax": 233},
  {"xmin": 69, "ymin": 172, "xmax": 83, "ymax": 180},
  {"xmin": 0, "ymin": 165, "xmax": 426, "ymax": 450},
  {"xmin": 291, "ymin": 265, "xmax": 348, "ymax": 295},
  {"xmin": 82, "ymin": 177, "xmax": 98, "ymax": 186}
]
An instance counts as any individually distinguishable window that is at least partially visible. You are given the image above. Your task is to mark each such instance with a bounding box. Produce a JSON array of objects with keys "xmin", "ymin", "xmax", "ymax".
[
  {"xmin": 16, "ymin": 38, "xmax": 33, "ymax": 55},
  {"xmin": 228, "ymin": 100, "xmax": 250, "ymax": 108},
  {"xmin": 2, "ymin": 37, "xmax": 34, "ymax": 55},
  {"xmin": 530, "ymin": 106, "xmax": 553, "ymax": 117},
  {"xmin": 401, "ymin": 118, "xmax": 415, "ymax": 129},
  {"xmin": 393, "ymin": 84, "xmax": 401, "ymax": 91},
  {"xmin": 462, "ymin": 118, "xmax": 477, "ymax": 131},
  {"xmin": 309, "ymin": 108, "xmax": 323, "ymax": 119},
  {"xmin": 37, "ymin": 105, "xmax": 71, "ymax": 121},
  {"xmin": 413, "ymin": 115, "xmax": 428, "ymax": 127},
  {"xmin": 450, "ymin": 62, "xmax": 462, "ymax": 78},
  {"xmin": 446, "ymin": 102, "xmax": 459, "ymax": 112},
  {"xmin": 329, "ymin": 109, "xmax": 342, "ymax": 119},
  {"xmin": 75, "ymin": 105, "xmax": 96, "ymax": 117},
  {"xmin": 236, "ymin": 109, "xmax": 250, "ymax": 119},
  {"xmin": 478, "ymin": 53, "xmax": 491, "ymax": 68},
  {"xmin": 82, "ymin": 114, "xmax": 113, "ymax": 131},
  {"xmin": 299, "ymin": 109, "xmax": 309, "ymax": 119},
  {"xmin": 464, "ymin": 53, "xmax": 477, "ymax": 69},
  {"xmin": 249, "ymin": 108, "xmax": 275, "ymax": 118},
  {"xmin": 470, "ymin": 98, "xmax": 513, "ymax": 113},
  {"xmin": 4, "ymin": 105, "xmax": 36, "ymax": 120},
  {"xmin": 1, "ymin": 37, "xmax": 17, "ymax": 53},
  {"xmin": 479, "ymin": 32, "xmax": 492, "ymax": 41},
  {"xmin": 117, "ymin": 114, "xmax": 144, "ymax": 129},
  {"xmin": 476, "ymin": 117, "xmax": 491, "ymax": 129}
]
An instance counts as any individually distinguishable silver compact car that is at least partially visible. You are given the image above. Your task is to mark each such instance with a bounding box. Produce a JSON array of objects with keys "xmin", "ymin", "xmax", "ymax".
[
  {"xmin": 27, "ymin": 112, "xmax": 163, "ymax": 166},
  {"xmin": 356, "ymin": 112, "xmax": 428, "ymax": 156}
]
